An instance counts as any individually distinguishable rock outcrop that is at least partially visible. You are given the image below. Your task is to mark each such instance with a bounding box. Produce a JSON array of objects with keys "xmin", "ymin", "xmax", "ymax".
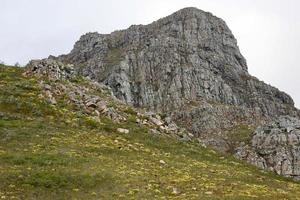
[
  {"xmin": 25, "ymin": 59, "xmax": 76, "ymax": 80},
  {"xmin": 37, "ymin": 7, "xmax": 299, "ymax": 151},
  {"xmin": 25, "ymin": 59, "xmax": 196, "ymax": 143},
  {"xmin": 235, "ymin": 116, "xmax": 300, "ymax": 179}
]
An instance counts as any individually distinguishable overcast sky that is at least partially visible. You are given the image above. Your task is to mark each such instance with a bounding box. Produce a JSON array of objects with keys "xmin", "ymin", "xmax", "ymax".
[{"xmin": 0, "ymin": 0, "xmax": 299, "ymax": 108}]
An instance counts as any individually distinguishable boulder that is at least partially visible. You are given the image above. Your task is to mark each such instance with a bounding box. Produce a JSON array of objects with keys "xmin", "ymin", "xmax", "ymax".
[{"xmin": 150, "ymin": 117, "xmax": 164, "ymax": 126}]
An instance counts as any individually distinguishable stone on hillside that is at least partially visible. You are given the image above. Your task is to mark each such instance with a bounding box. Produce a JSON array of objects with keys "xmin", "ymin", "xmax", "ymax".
[
  {"xmin": 97, "ymin": 101, "xmax": 108, "ymax": 113},
  {"xmin": 166, "ymin": 122, "xmax": 178, "ymax": 132},
  {"xmin": 205, "ymin": 191, "xmax": 213, "ymax": 195},
  {"xmin": 117, "ymin": 128, "xmax": 129, "ymax": 134},
  {"xmin": 150, "ymin": 117, "xmax": 164, "ymax": 126},
  {"xmin": 159, "ymin": 126, "xmax": 166, "ymax": 131},
  {"xmin": 43, "ymin": 84, "xmax": 51, "ymax": 91},
  {"xmin": 164, "ymin": 117, "xmax": 172, "ymax": 125},
  {"xmin": 107, "ymin": 108, "xmax": 126, "ymax": 122},
  {"xmin": 179, "ymin": 133, "xmax": 193, "ymax": 142},
  {"xmin": 159, "ymin": 160, "xmax": 166, "ymax": 165},
  {"xmin": 44, "ymin": 90, "xmax": 57, "ymax": 105},
  {"xmin": 149, "ymin": 129, "xmax": 160, "ymax": 135},
  {"xmin": 48, "ymin": 97, "xmax": 57, "ymax": 105},
  {"xmin": 86, "ymin": 101, "xmax": 97, "ymax": 109},
  {"xmin": 94, "ymin": 110, "xmax": 100, "ymax": 117},
  {"xmin": 172, "ymin": 187, "xmax": 181, "ymax": 195}
]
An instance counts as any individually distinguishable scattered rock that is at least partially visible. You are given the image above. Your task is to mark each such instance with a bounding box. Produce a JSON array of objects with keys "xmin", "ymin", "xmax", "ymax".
[
  {"xmin": 164, "ymin": 117, "xmax": 172, "ymax": 125},
  {"xmin": 97, "ymin": 101, "xmax": 108, "ymax": 113},
  {"xmin": 48, "ymin": 97, "xmax": 57, "ymax": 105},
  {"xmin": 44, "ymin": 90, "xmax": 57, "ymax": 105},
  {"xmin": 149, "ymin": 129, "xmax": 160, "ymax": 135},
  {"xmin": 43, "ymin": 84, "xmax": 51, "ymax": 90},
  {"xmin": 172, "ymin": 187, "xmax": 181, "ymax": 195},
  {"xmin": 159, "ymin": 126, "xmax": 166, "ymax": 132},
  {"xmin": 86, "ymin": 101, "xmax": 97, "ymax": 109},
  {"xmin": 159, "ymin": 160, "xmax": 166, "ymax": 165},
  {"xmin": 165, "ymin": 123, "xmax": 178, "ymax": 132},
  {"xmin": 150, "ymin": 117, "xmax": 164, "ymax": 126},
  {"xmin": 94, "ymin": 110, "xmax": 100, "ymax": 117},
  {"xmin": 117, "ymin": 128, "xmax": 129, "ymax": 134}
]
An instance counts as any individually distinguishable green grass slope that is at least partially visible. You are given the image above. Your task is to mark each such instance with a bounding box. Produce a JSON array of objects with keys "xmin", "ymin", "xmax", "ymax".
[{"xmin": 1, "ymin": 65, "xmax": 300, "ymax": 199}]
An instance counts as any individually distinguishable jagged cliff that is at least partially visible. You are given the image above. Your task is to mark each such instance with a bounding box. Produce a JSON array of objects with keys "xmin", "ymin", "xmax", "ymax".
[
  {"xmin": 55, "ymin": 8, "xmax": 298, "ymax": 140},
  {"xmin": 37, "ymin": 7, "xmax": 300, "ymax": 178}
]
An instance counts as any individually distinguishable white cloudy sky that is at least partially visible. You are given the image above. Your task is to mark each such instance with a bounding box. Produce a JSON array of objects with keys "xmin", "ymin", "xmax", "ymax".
[{"xmin": 0, "ymin": 0, "xmax": 299, "ymax": 108}]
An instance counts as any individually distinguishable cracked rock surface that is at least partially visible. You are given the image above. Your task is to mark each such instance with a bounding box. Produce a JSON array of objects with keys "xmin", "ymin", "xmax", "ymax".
[{"xmin": 235, "ymin": 116, "xmax": 300, "ymax": 180}]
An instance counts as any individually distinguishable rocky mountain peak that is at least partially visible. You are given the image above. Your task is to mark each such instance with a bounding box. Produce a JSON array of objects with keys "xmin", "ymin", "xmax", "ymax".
[
  {"xmin": 62, "ymin": 7, "xmax": 247, "ymax": 72},
  {"xmin": 49, "ymin": 7, "xmax": 299, "ymax": 152}
]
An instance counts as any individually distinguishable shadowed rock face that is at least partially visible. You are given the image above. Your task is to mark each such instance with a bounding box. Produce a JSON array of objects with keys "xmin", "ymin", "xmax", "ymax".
[{"xmin": 53, "ymin": 7, "xmax": 299, "ymax": 150}]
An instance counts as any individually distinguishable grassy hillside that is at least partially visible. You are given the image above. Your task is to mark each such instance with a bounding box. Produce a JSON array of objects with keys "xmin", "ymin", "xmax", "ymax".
[{"xmin": 1, "ymin": 65, "xmax": 300, "ymax": 199}]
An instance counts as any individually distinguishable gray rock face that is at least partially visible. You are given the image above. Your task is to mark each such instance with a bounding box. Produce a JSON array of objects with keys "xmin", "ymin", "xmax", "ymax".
[
  {"xmin": 50, "ymin": 7, "xmax": 299, "ymax": 148},
  {"xmin": 25, "ymin": 59, "xmax": 76, "ymax": 80},
  {"xmin": 235, "ymin": 116, "xmax": 300, "ymax": 179},
  {"xmin": 25, "ymin": 58, "xmax": 197, "ymax": 143}
]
